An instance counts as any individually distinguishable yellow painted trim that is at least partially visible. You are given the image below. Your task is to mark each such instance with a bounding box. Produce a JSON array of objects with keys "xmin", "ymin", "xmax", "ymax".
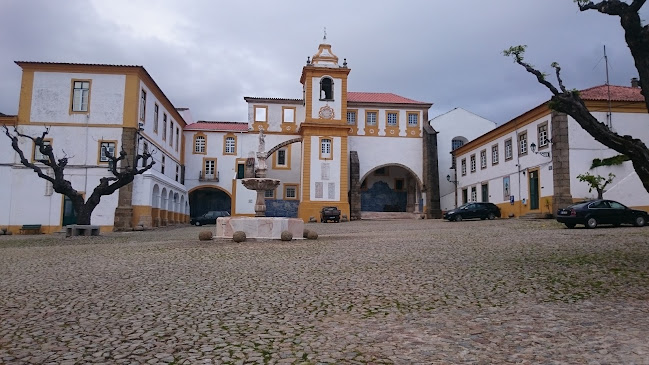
[
  {"xmin": 405, "ymin": 111, "xmax": 421, "ymax": 138},
  {"xmin": 131, "ymin": 205, "xmax": 153, "ymax": 228},
  {"xmin": 340, "ymin": 135, "xmax": 348, "ymax": 205},
  {"xmin": 272, "ymin": 144, "xmax": 291, "ymax": 170},
  {"xmin": 32, "ymin": 138, "xmax": 53, "ymax": 163},
  {"xmin": 318, "ymin": 136, "xmax": 334, "ymax": 161},
  {"xmin": 231, "ymin": 178, "xmax": 237, "ymax": 215},
  {"xmin": 123, "ymin": 74, "xmax": 139, "ymax": 129},
  {"xmin": 346, "ymin": 108, "xmax": 358, "ymax": 135},
  {"xmin": 192, "ymin": 132, "xmax": 207, "ymax": 154},
  {"xmin": 97, "ymin": 139, "xmax": 118, "ymax": 165},
  {"xmin": 253, "ymin": 105, "xmax": 269, "ymax": 131},
  {"xmin": 6, "ymin": 224, "xmax": 114, "ymax": 235},
  {"xmin": 223, "ymin": 133, "xmax": 237, "ymax": 155},
  {"xmin": 298, "ymin": 201, "xmax": 350, "ymax": 223},
  {"xmin": 187, "ymin": 184, "xmax": 232, "ymax": 197},
  {"xmin": 384, "ymin": 110, "xmax": 400, "ymax": 137},
  {"xmin": 17, "ymin": 70, "xmax": 34, "ymax": 123},
  {"xmin": 283, "ymin": 183, "xmax": 299, "ymax": 200},
  {"xmin": 202, "ymin": 157, "xmax": 217, "ymax": 179},
  {"xmin": 282, "ymin": 106, "xmax": 296, "ymax": 123},
  {"xmin": 69, "ymin": 79, "xmax": 92, "ymax": 115},
  {"xmin": 302, "ymin": 135, "xmax": 311, "ymax": 202},
  {"xmin": 281, "ymin": 106, "xmax": 297, "ymax": 133},
  {"xmin": 364, "ymin": 109, "xmax": 378, "ymax": 135}
]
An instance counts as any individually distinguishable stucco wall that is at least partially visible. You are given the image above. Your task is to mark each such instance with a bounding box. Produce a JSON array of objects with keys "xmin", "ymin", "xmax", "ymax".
[
  {"xmin": 311, "ymin": 76, "xmax": 342, "ymax": 120},
  {"xmin": 309, "ymin": 135, "xmax": 341, "ymax": 201},
  {"xmin": 349, "ymin": 136, "xmax": 423, "ymax": 186}
]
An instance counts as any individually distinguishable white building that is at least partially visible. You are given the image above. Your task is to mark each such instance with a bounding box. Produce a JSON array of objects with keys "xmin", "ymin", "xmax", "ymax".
[
  {"xmin": 0, "ymin": 62, "xmax": 189, "ymax": 234},
  {"xmin": 429, "ymin": 107, "xmax": 496, "ymax": 211},
  {"xmin": 452, "ymin": 83, "xmax": 649, "ymax": 218}
]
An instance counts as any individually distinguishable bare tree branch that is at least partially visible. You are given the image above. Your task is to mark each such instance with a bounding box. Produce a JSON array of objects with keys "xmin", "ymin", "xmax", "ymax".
[{"xmin": 3, "ymin": 125, "xmax": 55, "ymax": 183}]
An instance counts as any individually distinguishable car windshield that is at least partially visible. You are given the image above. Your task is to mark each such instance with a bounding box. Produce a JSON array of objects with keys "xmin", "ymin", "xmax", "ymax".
[
  {"xmin": 567, "ymin": 201, "xmax": 591, "ymax": 209},
  {"xmin": 457, "ymin": 203, "xmax": 471, "ymax": 209}
]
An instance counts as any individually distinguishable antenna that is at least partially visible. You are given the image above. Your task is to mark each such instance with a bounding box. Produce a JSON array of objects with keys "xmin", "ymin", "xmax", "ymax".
[
  {"xmin": 604, "ymin": 45, "xmax": 613, "ymax": 129},
  {"xmin": 323, "ymin": 27, "xmax": 327, "ymax": 42}
]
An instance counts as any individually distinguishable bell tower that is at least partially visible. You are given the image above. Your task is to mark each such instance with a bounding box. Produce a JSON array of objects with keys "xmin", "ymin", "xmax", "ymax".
[{"xmin": 297, "ymin": 39, "xmax": 352, "ymax": 222}]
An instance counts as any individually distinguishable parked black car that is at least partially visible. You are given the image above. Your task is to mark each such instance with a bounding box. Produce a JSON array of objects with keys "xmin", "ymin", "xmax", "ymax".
[
  {"xmin": 190, "ymin": 211, "xmax": 230, "ymax": 226},
  {"xmin": 320, "ymin": 206, "xmax": 341, "ymax": 223},
  {"xmin": 556, "ymin": 199, "xmax": 647, "ymax": 229},
  {"xmin": 443, "ymin": 202, "xmax": 501, "ymax": 221}
]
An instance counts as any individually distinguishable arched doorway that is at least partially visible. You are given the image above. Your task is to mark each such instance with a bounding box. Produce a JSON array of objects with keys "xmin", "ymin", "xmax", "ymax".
[
  {"xmin": 360, "ymin": 164, "xmax": 423, "ymax": 214},
  {"xmin": 189, "ymin": 187, "xmax": 232, "ymax": 218}
]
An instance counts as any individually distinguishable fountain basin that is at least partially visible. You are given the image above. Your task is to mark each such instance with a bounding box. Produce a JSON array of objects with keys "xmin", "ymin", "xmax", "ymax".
[
  {"xmin": 215, "ymin": 217, "xmax": 304, "ymax": 240},
  {"xmin": 241, "ymin": 178, "xmax": 280, "ymax": 191}
]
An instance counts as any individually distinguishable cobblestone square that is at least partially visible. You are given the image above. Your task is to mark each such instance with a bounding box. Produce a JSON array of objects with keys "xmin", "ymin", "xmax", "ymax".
[{"xmin": 1, "ymin": 219, "xmax": 648, "ymax": 364}]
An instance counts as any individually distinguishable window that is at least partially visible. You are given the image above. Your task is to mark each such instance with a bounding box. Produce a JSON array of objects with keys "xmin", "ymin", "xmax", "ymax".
[
  {"xmin": 162, "ymin": 113, "xmax": 167, "ymax": 141},
  {"xmin": 224, "ymin": 135, "xmax": 236, "ymax": 155},
  {"xmin": 320, "ymin": 77, "xmax": 334, "ymax": 100},
  {"xmin": 254, "ymin": 106, "xmax": 267, "ymax": 122},
  {"xmin": 366, "ymin": 111, "xmax": 377, "ymax": 126},
  {"xmin": 451, "ymin": 138, "xmax": 465, "ymax": 151},
  {"xmin": 161, "ymin": 155, "xmax": 166, "ymax": 174},
  {"xmin": 386, "ymin": 112, "xmax": 398, "ymax": 126},
  {"xmin": 264, "ymin": 189, "xmax": 275, "ymax": 199},
  {"xmin": 203, "ymin": 158, "xmax": 217, "ymax": 180},
  {"xmin": 518, "ymin": 132, "xmax": 528, "ymax": 155},
  {"xmin": 284, "ymin": 184, "xmax": 298, "ymax": 200},
  {"xmin": 236, "ymin": 158, "xmax": 246, "ymax": 179},
  {"xmin": 194, "ymin": 134, "xmax": 206, "ymax": 154},
  {"xmin": 175, "ymin": 127, "xmax": 179, "ymax": 151},
  {"xmin": 492, "ymin": 144, "xmax": 499, "ymax": 165},
  {"xmin": 479, "ymin": 149, "xmax": 487, "ymax": 169},
  {"xmin": 169, "ymin": 122, "xmax": 174, "ymax": 146},
  {"xmin": 274, "ymin": 148, "xmax": 289, "ymax": 169},
  {"xmin": 538, "ymin": 123, "xmax": 549, "ymax": 148},
  {"xmin": 407, "ymin": 112, "xmax": 419, "ymax": 127},
  {"xmin": 374, "ymin": 167, "xmax": 388, "ymax": 176},
  {"xmin": 282, "ymin": 107, "xmax": 295, "ymax": 123},
  {"xmin": 175, "ymin": 165, "xmax": 179, "ymax": 182},
  {"xmin": 470, "ymin": 154, "xmax": 476, "ymax": 172},
  {"xmin": 153, "ymin": 104, "xmax": 159, "ymax": 133},
  {"xmin": 462, "ymin": 189, "xmax": 468, "ymax": 204},
  {"xmin": 33, "ymin": 139, "xmax": 52, "ymax": 162},
  {"xmin": 99, "ymin": 141, "xmax": 116, "ymax": 163},
  {"xmin": 471, "ymin": 186, "xmax": 477, "ymax": 202},
  {"xmin": 505, "ymin": 138, "xmax": 513, "ymax": 160},
  {"xmin": 140, "ymin": 89, "xmax": 146, "ymax": 121},
  {"xmin": 71, "ymin": 80, "xmax": 90, "ymax": 112},
  {"xmin": 320, "ymin": 138, "xmax": 332, "ymax": 159},
  {"xmin": 394, "ymin": 178, "xmax": 404, "ymax": 191},
  {"xmin": 461, "ymin": 158, "xmax": 467, "ymax": 176},
  {"xmin": 347, "ymin": 110, "xmax": 357, "ymax": 125}
]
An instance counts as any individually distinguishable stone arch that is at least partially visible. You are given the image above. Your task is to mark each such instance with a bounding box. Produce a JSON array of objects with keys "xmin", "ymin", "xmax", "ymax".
[
  {"xmin": 152, "ymin": 184, "xmax": 160, "ymax": 208},
  {"xmin": 189, "ymin": 186, "xmax": 232, "ymax": 218},
  {"xmin": 359, "ymin": 163, "xmax": 424, "ymax": 214},
  {"xmin": 265, "ymin": 138, "xmax": 302, "ymax": 159}
]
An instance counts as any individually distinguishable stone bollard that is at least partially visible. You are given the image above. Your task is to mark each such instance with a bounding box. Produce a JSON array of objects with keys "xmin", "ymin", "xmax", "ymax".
[
  {"xmin": 303, "ymin": 229, "xmax": 310, "ymax": 238},
  {"xmin": 306, "ymin": 231, "xmax": 318, "ymax": 240},
  {"xmin": 341, "ymin": 214, "xmax": 348, "ymax": 222},
  {"xmin": 280, "ymin": 231, "xmax": 293, "ymax": 241},
  {"xmin": 233, "ymin": 231, "xmax": 247, "ymax": 243},
  {"xmin": 198, "ymin": 231, "xmax": 213, "ymax": 241}
]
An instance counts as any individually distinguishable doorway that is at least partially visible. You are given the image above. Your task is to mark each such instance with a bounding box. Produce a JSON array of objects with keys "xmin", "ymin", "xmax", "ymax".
[
  {"xmin": 62, "ymin": 196, "xmax": 77, "ymax": 226},
  {"xmin": 529, "ymin": 169, "xmax": 540, "ymax": 210}
]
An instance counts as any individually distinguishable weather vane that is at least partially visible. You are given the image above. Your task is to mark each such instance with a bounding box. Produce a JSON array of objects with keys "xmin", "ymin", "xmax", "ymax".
[{"xmin": 323, "ymin": 27, "xmax": 327, "ymax": 42}]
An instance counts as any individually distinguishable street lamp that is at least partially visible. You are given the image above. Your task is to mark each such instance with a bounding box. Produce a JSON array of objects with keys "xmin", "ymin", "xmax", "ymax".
[
  {"xmin": 446, "ymin": 174, "xmax": 458, "ymax": 186},
  {"xmin": 530, "ymin": 142, "xmax": 551, "ymax": 158}
]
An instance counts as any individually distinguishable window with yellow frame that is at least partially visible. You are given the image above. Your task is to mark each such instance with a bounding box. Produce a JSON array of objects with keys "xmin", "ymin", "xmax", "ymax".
[
  {"xmin": 223, "ymin": 133, "xmax": 237, "ymax": 155},
  {"xmin": 33, "ymin": 138, "xmax": 53, "ymax": 163},
  {"xmin": 193, "ymin": 133, "xmax": 207, "ymax": 154},
  {"xmin": 273, "ymin": 146, "xmax": 291, "ymax": 169},
  {"xmin": 319, "ymin": 136, "xmax": 333, "ymax": 160},
  {"xmin": 284, "ymin": 184, "xmax": 299, "ymax": 200}
]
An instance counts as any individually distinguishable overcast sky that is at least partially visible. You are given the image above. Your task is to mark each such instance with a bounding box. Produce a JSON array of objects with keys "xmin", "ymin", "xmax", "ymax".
[{"xmin": 0, "ymin": 0, "xmax": 646, "ymax": 125}]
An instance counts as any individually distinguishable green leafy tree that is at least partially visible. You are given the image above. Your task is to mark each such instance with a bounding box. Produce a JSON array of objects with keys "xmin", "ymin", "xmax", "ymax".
[
  {"xmin": 504, "ymin": 0, "xmax": 649, "ymax": 195},
  {"xmin": 576, "ymin": 172, "xmax": 616, "ymax": 199}
]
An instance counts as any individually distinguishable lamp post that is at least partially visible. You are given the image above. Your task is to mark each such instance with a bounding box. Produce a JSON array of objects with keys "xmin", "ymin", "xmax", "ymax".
[
  {"xmin": 447, "ymin": 174, "xmax": 458, "ymax": 208},
  {"xmin": 530, "ymin": 142, "xmax": 550, "ymax": 158}
]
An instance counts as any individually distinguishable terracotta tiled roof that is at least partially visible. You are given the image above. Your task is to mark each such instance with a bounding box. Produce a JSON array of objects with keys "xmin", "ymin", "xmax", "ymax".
[
  {"xmin": 348, "ymin": 92, "xmax": 430, "ymax": 105},
  {"xmin": 15, "ymin": 61, "xmax": 142, "ymax": 68},
  {"xmin": 185, "ymin": 121, "xmax": 249, "ymax": 132},
  {"xmin": 579, "ymin": 85, "xmax": 644, "ymax": 102}
]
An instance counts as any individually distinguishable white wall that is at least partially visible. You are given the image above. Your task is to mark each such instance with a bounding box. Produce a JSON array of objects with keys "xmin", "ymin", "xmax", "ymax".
[
  {"xmin": 349, "ymin": 136, "xmax": 423, "ymax": 185},
  {"xmin": 31, "ymin": 72, "xmax": 125, "ymax": 124},
  {"xmin": 568, "ymin": 111, "xmax": 649, "ymax": 206},
  {"xmin": 430, "ymin": 108, "xmax": 496, "ymax": 211},
  {"xmin": 309, "ymin": 135, "xmax": 341, "ymax": 201},
  {"xmin": 311, "ymin": 76, "xmax": 342, "ymax": 120}
]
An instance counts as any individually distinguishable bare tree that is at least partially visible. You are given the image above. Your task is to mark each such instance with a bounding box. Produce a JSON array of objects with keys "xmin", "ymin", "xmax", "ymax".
[
  {"xmin": 3, "ymin": 125, "xmax": 154, "ymax": 225},
  {"xmin": 503, "ymin": 0, "xmax": 649, "ymax": 194}
]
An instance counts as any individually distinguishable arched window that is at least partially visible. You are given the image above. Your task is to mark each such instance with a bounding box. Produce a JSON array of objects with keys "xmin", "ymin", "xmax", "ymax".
[
  {"xmin": 451, "ymin": 137, "xmax": 467, "ymax": 151},
  {"xmin": 194, "ymin": 135, "xmax": 206, "ymax": 153},
  {"xmin": 320, "ymin": 77, "xmax": 334, "ymax": 100}
]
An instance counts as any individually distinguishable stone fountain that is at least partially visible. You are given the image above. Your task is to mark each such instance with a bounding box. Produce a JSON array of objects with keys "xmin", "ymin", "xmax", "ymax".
[{"xmin": 215, "ymin": 128, "xmax": 304, "ymax": 240}]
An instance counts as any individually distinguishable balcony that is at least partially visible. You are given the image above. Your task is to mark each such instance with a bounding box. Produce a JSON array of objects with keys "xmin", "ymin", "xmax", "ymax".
[{"xmin": 199, "ymin": 170, "xmax": 219, "ymax": 182}]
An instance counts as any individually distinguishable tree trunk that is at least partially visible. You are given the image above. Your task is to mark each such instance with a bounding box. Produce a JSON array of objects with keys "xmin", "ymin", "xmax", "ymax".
[{"xmin": 597, "ymin": 189, "xmax": 604, "ymax": 200}]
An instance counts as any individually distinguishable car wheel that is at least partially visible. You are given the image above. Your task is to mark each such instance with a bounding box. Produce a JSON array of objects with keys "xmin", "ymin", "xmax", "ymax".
[
  {"xmin": 634, "ymin": 216, "xmax": 646, "ymax": 227},
  {"xmin": 487, "ymin": 213, "xmax": 496, "ymax": 220},
  {"xmin": 455, "ymin": 215, "xmax": 463, "ymax": 222},
  {"xmin": 565, "ymin": 223, "xmax": 576, "ymax": 229},
  {"xmin": 194, "ymin": 221, "xmax": 201, "ymax": 226},
  {"xmin": 586, "ymin": 217, "xmax": 598, "ymax": 229}
]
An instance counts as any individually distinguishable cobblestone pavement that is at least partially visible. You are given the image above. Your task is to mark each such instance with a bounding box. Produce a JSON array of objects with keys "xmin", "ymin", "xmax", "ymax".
[{"xmin": 1, "ymin": 219, "xmax": 649, "ymax": 364}]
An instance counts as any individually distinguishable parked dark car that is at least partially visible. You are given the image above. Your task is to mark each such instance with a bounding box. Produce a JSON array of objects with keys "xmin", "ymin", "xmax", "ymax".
[
  {"xmin": 556, "ymin": 199, "xmax": 647, "ymax": 229},
  {"xmin": 320, "ymin": 206, "xmax": 341, "ymax": 223},
  {"xmin": 443, "ymin": 202, "xmax": 501, "ymax": 221},
  {"xmin": 190, "ymin": 211, "xmax": 230, "ymax": 226}
]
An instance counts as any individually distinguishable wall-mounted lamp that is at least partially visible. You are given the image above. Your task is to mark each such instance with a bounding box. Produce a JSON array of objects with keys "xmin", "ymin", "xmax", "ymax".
[
  {"xmin": 446, "ymin": 174, "xmax": 458, "ymax": 186},
  {"xmin": 530, "ymin": 142, "xmax": 551, "ymax": 158}
]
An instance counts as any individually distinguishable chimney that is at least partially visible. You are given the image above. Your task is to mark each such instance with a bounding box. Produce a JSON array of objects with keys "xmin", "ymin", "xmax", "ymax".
[{"xmin": 631, "ymin": 77, "xmax": 639, "ymax": 88}]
